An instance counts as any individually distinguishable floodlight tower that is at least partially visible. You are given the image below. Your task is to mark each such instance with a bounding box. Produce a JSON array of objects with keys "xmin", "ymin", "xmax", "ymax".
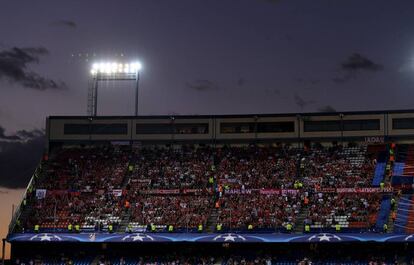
[{"xmin": 87, "ymin": 62, "xmax": 142, "ymax": 116}]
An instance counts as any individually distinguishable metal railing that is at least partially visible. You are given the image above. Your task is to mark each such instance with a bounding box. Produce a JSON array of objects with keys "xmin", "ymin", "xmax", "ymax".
[{"xmin": 8, "ymin": 161, "xmax": 43, "ymax": 234}]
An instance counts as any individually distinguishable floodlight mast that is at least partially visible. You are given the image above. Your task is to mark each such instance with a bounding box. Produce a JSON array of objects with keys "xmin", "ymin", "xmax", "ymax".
[{"xmin": 87, "ymin": 62, "xmax": 142, "ymax": 116}]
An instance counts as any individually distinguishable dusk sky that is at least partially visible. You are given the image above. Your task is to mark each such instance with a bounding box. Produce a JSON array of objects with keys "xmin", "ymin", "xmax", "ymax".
[{"xmin": 1, "ymin": 0, "xmax": 414, "ymax": 256}]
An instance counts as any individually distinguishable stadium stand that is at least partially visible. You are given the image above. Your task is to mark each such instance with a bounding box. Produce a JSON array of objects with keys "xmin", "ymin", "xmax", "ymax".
[
  {"xmin": 10, "ymin": 112, "xmax": 414, "ymax": 264},
  {"xmin": 11, "ymin": 143, "xmax": 394, "ymax": 234},
  {"xmin": 394, "ymin": 194, "xmax": 414, "ymax": 233}
]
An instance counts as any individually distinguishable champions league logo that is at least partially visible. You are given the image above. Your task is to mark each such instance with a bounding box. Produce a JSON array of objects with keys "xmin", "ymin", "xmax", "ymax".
[
  {"xmin": 89, "ymin": 233, "xmax": 96, "ymax": 241},
  {"xmin": 29, "ymin": 233, "xmax": 62, "ymax": 241},
  {"xmin": 122, "ymin": 233, "xmax": 155, "ymax": 242},
  {"xmin": 213, "ymin": 233, "xmax": 247, "ymax": 242},
  {"xmin": 307, "ymin": 233, "xmax": 342, "ymax": 242}
]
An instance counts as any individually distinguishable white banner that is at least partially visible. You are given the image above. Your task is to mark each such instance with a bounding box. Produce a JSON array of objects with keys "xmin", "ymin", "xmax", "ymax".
[
  {"xmin": 112, "ymin": 189, "xmax": 123, "ymax": 197},
  {"xmin": 36, "ymin": 189, "xmax": 47, "ymax": 199}
]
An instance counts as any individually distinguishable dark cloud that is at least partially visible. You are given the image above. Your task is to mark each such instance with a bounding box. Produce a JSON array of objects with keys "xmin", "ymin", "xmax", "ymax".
[
  {"xmin": 186, "ymin": 79, "xmax": 219, "ymax": 91},
  {"xmin": 0, "ymin": 46, "xmax": 67, "ymax": 90},
  {"xmin": 333, "ymin": 53, "xmax": 383, "ymax": 84},
  {"xmin": 0, "ymin": 126, "xmax": 43, "ymax": 142},
  {"xmin": 50, "ymin": 20, "xmax": 77, "ymax": 29},
  {"xmin": 0, "ymin": 129, "xmax": 45, "ymax": 188},
  {"xmin": 317, "ymin": 105, "xmax": 337, "ymax": 113},
  {"xmin": 341, "ymin": 53, "xmax": 383, "ymax": 72},
  {"xmin": 294, "ymin": 93, "xmax": 315, "ymax": 110},
  {"xmin": 16, "ymin": 129, "xmax": 44, "ymax": 141},
  {"xmin": 0, "ymin": 126, "xmax": 20, "ymax": 141}
]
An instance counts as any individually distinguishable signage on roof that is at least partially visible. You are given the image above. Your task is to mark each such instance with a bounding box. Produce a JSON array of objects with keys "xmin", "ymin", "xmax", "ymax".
[{"xmin": 365, "ymin": 137, "xmax": 384, "ymax": 144}]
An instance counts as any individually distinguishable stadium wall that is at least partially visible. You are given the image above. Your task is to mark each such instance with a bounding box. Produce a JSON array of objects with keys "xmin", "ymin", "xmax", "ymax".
[{"xmin": 46, "ymin": 110, "xmax": 414, "ymax": 145}]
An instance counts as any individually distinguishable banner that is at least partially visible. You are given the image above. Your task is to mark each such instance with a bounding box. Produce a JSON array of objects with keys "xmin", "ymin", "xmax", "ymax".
[
  {"xmin": 133, "ymin": 179, "xmax": 151, "ymax": 183},
  {"xmin": 226, "ymin": 189, "xmax": 254, "ymax": 195},
  {"xmin": 315, "ymin": 187, "xmax": 393, "ymax": 193},
  {"xmin": 260, "ymin": 189, "xmax": 281, "ymax": 195},
  {"xmin": 35, "ymin": 189, "xmax": 47, "ymax": 199},
  {"xmin": 183, "ymin": 189, "xmax": 205, "ymax": 195},
  {"xmin": 141, "ymin": 189, "xmax": 180, "ymax": 195},
  {"xmin": 8, "ymin": 232, "xmax": 414, "ymax": 243},
  {"xmin": 112, "ymin": 189, "xmax": 123, "ymax": 197},
  {"xmin": 336, "ymin": 187, "xmax": 393, "ymax": 193}
]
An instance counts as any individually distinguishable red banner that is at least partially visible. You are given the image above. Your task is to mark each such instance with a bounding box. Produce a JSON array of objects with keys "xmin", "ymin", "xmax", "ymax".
[{"xmin": 141, "ymin": 189, "xmax": 180, "ymax": 195}]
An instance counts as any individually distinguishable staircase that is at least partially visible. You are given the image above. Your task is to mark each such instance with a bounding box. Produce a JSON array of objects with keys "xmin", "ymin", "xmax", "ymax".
[
  {"xmin": 206, "ymin": 208, "xmax": 219, "ymax": 232},
  {"xmin": 394, "ymin": 195, "xmax": 413, "ymax": 233},
  {"xmin": 386, "ymin": 196, "xmax": 399, "ymax": 233},
  {"xmin": 16, "ymin": 205, "xmax": 34, "ymax": 232},
  {"xmin": 387, "ymin": 211, "xmax": 395, "ymax": 233},
  {"xmin": 375, "ymin": 195, "xmax": 391, "ymax": 231},
  {"xmin": 372, "ymin": 162, "xmax": 386, "ymax": 186},
  {"xmin": 116, "ymin": 158, "xmax": 136, "ymax": 232},
  {"xmin": 118, "ymin": 208, "xmax": 132, "ymax": 232},
  {"xmin": 294, "ymin": 207, "xmax": 309, "ymax": 233}
]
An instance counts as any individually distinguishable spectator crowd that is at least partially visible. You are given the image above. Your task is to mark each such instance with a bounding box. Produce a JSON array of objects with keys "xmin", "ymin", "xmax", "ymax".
[{"xmin": 16, "ymin": 144, "xmax": 386, "ymax": 233}]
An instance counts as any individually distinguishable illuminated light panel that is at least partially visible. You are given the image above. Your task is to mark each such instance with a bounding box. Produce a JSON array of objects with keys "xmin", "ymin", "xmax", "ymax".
[{"xmin": 90, "ymin": 62, "xmax": 142, "ymax": 75}]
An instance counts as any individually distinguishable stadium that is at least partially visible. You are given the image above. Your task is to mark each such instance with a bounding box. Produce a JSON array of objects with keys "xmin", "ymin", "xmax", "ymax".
[
  {"xmin": 5, "ymin": 110, "xmax": 414, "ymax": 264},
  {"xmin": 2, "ymin": 1, "xmax": 414, "ymax": 264}
]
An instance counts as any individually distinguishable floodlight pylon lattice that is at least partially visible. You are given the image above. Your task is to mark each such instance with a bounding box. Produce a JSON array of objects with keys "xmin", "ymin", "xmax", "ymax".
[{"xmin": 86, "ymin": 62, "xmax": 142, "ymax": 116}]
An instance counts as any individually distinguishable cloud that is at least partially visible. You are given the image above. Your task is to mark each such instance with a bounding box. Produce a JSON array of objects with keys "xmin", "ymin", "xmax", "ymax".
[
  {"xmin": 186, "ymin": 79, "xmax": 219, "ymax": 91},
  {"xmin": 317, "ymin": 105, "xmax": 337, "ymax": 113},
  {"xmin": 0, "ymin": 127, "xmax": 20, "ymax": 141},
  {"xmin": 0, "ymin": 128, "xmax": 45, "ymax": 188},
  {"xmin": 333, "ymin": 53, "xmax": 383, "ymax": 84},
  {"xmin": 294, "ymin": 93, "xmax": 315, "ymax": 110},
  {"xmin": 341, "ymin": 53, "xmax": 383, "ymax": 72},
  {"xmin": 0, "ymin": 46, "xmax": 67, "ymax": 90},
  {"xmin": 50, "ymin": 20, "xmax": 77, "ymax": 29},
  {"xmin": 0, "ymin": 126, "xmax": 44, "ymax": 142}
]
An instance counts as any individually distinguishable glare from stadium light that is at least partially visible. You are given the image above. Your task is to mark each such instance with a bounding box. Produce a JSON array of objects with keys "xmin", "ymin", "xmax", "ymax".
[{"xmin": 90, "ymin": 61, "xmax": 142, "ymax": 76}]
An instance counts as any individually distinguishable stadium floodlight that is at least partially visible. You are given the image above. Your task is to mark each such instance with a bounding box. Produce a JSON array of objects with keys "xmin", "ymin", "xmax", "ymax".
[
  {"xmin": 88, "ymin": 61, "xmax": 143, "ymax": 116},
  {"xmin": 90, "ymin": 62, "xmax": 142, "ymax": 77}
]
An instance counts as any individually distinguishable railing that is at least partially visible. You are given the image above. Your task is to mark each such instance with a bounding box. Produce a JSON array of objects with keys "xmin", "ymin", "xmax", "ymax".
[{"xmin": 8, "ymin": 161, "xmax": 43, "ymax": 234}]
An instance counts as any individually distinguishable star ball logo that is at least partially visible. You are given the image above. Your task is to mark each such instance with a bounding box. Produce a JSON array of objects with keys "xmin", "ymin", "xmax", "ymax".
[
  {"xmin": 29, "ymin": 233, "xmax": 62, "ymax": 241},
  {"xmin": 307, "ymin": 233, "xmax": 342, "ymax": 242},
  {"xmin": 404, "ymin": 234, "xmax": 414, "ymax": 241},
  {"xmin": 122, "ymin": 233, "xmax": 155, "ymax": 242},
  {"xmin": 213, "ymin": 233, "xmax": 247, "ymax": 242},
  {"xmin": 89, "ymin": 233, "xmax": 96, "ymax": 241}
]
